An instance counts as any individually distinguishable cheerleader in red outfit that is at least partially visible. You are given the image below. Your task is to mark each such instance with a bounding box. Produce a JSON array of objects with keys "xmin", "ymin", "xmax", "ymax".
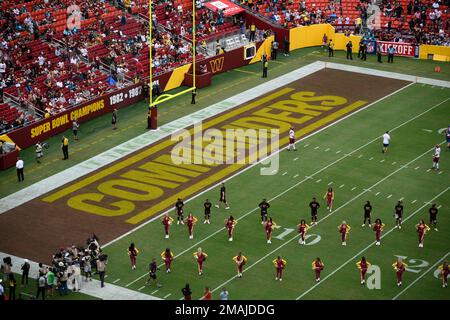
[
  {"xmin": 312, "ymin": 257, "xmax": 324, "ymax": 282},
  {"xmin": 127, "ymin": 243, "xmax": 139, "ymax": 270},
  {"xmin": 338, "ymin": 221, "xmax": 351, "ymax": 246},
  {"xmin": 372, "ymin": 218, "xmax": 385, "ymax": 246},
  {"xmin": 356, "ymin": 256, "xmax": 371, "ymax": 285},
  {"xmin": 185, "ymin": 213, "xmax": 198, "ymax": 240},
  {"xmin": 193, "ymin": 247, "xmax": 208, "ymax": 276},
  {"xmin": 162, "ymin": 214, "xmax": 174, "ymax": 239},
  {"xmin": 232, "ymin": 252, "xmax": 248, "ymax": 278},
  {"xmin": 323, "ymin": 187, "xmax": 334, "ymax": 212},
  {"xmin": 297, "ymin": 219, "xmax": 310, "ymax": 245},
  {"xmin": 161, "ymin": 248, "xmax": 174, "ymax": 273},
  {"xmin": 438, "ymin": 262, "xmax": 449, "ymax": 288},
  {"xmin": 265, "ymin": 217, "xmax": 277, "ymax": 244},
  {"xmin": 392, "ymin": 258, "xmax": 407, "ymax": 287},
  {"xmin": 416, "ymin": 219, "xmax": 430, "ymax": 248},
  {"xmin": 224, "ymin": 215, "xmax": 237, "ymax": 242},
  {"xmin": 273, "ymin": 256, "xmax": 287, "ymax": 281}
]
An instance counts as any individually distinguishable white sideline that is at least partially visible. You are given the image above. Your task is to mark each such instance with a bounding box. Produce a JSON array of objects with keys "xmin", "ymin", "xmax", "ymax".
[
  {"xmin": 295, "ymin": 186, "xmax": 450, "ymax": 300},
  {"xmin": 0, "ymin": 252, "xmax": 161, "ymax": 300},
  {"xmin": 392, "ymin": 251, "xmax": 450, "ymax": 300},
  {"xmin": 206, "ymin": 147, "xmax": 447, "ymax": 299}
]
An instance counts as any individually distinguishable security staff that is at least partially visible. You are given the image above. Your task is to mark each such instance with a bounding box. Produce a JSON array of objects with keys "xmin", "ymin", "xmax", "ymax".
[
  {"xmin": 346, "ymin": 40, "xmax": 353, "ymax": 60},
  {"xmin": 387, "ymin": 45, "xmax": 395, "ymax": 63},
  {"xmin": 61, "ymin": 136, "xmax": 69, "ymax": 160},
  {"xmin": 249, "ymin": 23, "xmax": 256, "ymax": 42},
  {"xmin": 328, "ymin": 40, "xmax": 334, "ymax": 57},
  {"xmin": 271, "ymin": 40, "xmax": 278, "ymax": 60},
  {"xmin": 262, "ymin": 59, "xmax": 268, "ymax": 78}
]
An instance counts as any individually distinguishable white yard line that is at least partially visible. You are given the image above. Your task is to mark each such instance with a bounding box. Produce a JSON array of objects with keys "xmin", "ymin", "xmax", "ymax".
[
  {"xmin": 207, "ymin": 149, "xmax": 444, "ymax": 298},
  {"xmin": 392, "ymin": 251, "xmax": 450, "ymax": 300},
  {"xmin": 295, "ymin": 187, "xmax": 449, "ymax": 300}
]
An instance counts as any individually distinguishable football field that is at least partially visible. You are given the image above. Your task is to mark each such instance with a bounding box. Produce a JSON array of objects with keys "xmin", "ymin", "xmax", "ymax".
[
  {"xmin": 1, "ymin": 62, "xmax": 449, "ymax": 300},
  {"xmin": 98, "ymin": 66, "xmax": 450, "ymax": 300}
]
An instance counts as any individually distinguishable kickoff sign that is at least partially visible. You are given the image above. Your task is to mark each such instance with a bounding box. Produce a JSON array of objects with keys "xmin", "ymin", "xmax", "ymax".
[{"xmin": 378, "ymin": 41, "xmax": 419, "ymax": 58}]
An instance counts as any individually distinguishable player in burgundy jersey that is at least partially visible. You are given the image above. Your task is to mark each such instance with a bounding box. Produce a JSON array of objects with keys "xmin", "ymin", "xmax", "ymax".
[
  {"xmin": 265, "ymin": 217, "xmax": 277, "ymax": 244},
  {"xmin": 372, "ymin": 218, "xmax": 385, "ymax": 245},
  {"xmin": 323, "ymin": 187, "xmax": 335, "ymax": 212},
  {"xmin": 312, "ymin": 257, "xmax": 324, "ymax": 282},
  {"xmin": 297, "ymin": 219, "xmax": 310, "ymax": 245},
  {"xmin": 193, "ymin": 248, "xmax": 208, "ymax": 276},
  {"xmin": 162, "ymin": 214, "xmax": 174, "ymax": 239},
  {"xmin": 161, "ymin": 248, "xmax": 174, "ymax": 273},
  {"xmin": 392, "ymin": 258, "xmax": 407, "ymax": 286},
  {"xmin": 438, "ymin": 262, "xmax": 449, "ymax": 288},
  {"xmin": 185, "ymin": 213, "xmax": 198, "ymax": 239},
  {"xmin": 273, "ymin": 256, "xmax": 287, "ymax": 281},
  {"xmin": 233, "ymin": 252, "xmax": 248, "ymax": 278},
  {"xmin": 224, "ymin": 215, "xmax": 237, "ymax": 241},
  {"xmin": 415, "ymin": 219, "xmax": 430, "ymax": 248},
  {"xmin": 356, "ymin": 256, "xmax": 371, "ymax": 285},
  {"xmin": 338, "ymin": 221, "xmax": 351, "ymax": 246},
  {"xmin": 127, "ymin": 243, "xmax": 139, "ymax": 270}
]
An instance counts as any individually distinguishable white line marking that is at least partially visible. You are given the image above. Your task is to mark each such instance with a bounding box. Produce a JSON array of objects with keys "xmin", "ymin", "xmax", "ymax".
[
  {"xmin": 414, "ymin": 166, "xmax": 420, "ymax": 170},
  {"xmin": 399, "ymin": 197, "xmax": 404, "ymax": 201},
  {"xmin": 375, "ymin": 192, "xmax": 380, "ymax": 196},
  {"xmin": 296, "ymin": 187, "xmax": 449, "ymax": 300},
  {"xmin": 304, "ymin": 144, "xmax": 310, "ymax": 148},
  {"xmin": 437, "ymin": 205, "xmax": 442, "ymax": 209},
  {"xmin": 392, "ymin": 252, "xmax": 450, "ymax": 300},
  {"xmin": 164, "ymin": 293, "xmax": 172, "ymax": 299},
  {"xmin": 316, "ymin": 179, "xmax": 322, "ymax": 183},
  {"xmin": 387, "ymin": 194, "xmax": 392, "ymax": 198},
  {"xmin": 293, "ymin": 157, "xmax": 299, "ymax": 161},
  {"xmin": 422, "ymin": 129, "xmax": 433, "ymax": 133},
  {"xmin": 138, "ymin": 286, "xmax": 145, "ymax": 291},
  {"xmin": 336, "ymin": 150, "xmax": 341, "ymax": 154},
  {"xmin": 328, "ymin": 181, "xmax": 333, "ymax": 186},
  {"xmin": 272, "ymin": 170, "xmax": 278, "ymax": 174},
  {"xmin": 325, "ymin": 148, "xmax": 330, "ymax": 152},
  {"xmin": 364, "ymin": 188, "xmax": 372, "ymax": 192},
  {"xmin": 392, "ymin": 161, "xmax": 397, "ymax": 165},
  {"xmin": 294, "ymin": 174, "xmax": 299, "ymax": 178},
  {"xmin": 351, "ymin": 187, "xmax": 357, "ymax": 191},
  {"xmin": 151, "ymin": 290, "xmax": 159, "ymax": 294},
  {"xmin": 314, "ymin": 146, "xmax": 320, "ymax": 150},
  {"xmin": 427, "ymin": 169, "xmax": 431, "ymax": 172},
  {"xmin": 411, "ymin": 199, "xmax": 417, "ymax": 204},
  {"xmin": 369, "ymin": 157, "xmax": 374, "ymax": 160},
  {"xmin": 380, "ymin": 159, "xmax": 385, "ymax": 163},
  {"xmin": 339, "ymin": 184, "xmax": 345, "ymax": 188},
  {"xmin": 282, "ymin": 172, "xmax": 288, "ymax": 176},
  {"xmin": 358, "ymin": 154, "xmax": 363, "ymax": 158},
  {"xmin": 438, "ymin": 171, "xmax": 443, "ymax": 175},
  {"xmin": 104, "ymin": 275, "xmax": 108, "ymax": 278},
  {"xmin": 305, "ymin": 176, "xmax": 314, "ymax": 180},
  {"xmin": 113, "ymin": 278, "xmax": 120, "ymax": 284},
  {"xmin": 209, "ymin": 150, "xmax": 446, "ymax": 298}
]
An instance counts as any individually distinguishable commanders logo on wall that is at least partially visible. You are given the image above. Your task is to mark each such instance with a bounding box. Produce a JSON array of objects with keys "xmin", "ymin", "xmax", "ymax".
[{"xmin": 209, "ymin": 57, "xmax": 225, "ymax": 73}]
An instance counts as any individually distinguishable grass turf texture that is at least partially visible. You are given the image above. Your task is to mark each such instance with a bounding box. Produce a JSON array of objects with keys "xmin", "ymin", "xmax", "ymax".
[
  {"xmin": 99, "ymin": 83, "xmax": 449, "ymax": 300},
  {"xmin": 0, "ymin": 47, "xmax": 448, "ymax": 198}
]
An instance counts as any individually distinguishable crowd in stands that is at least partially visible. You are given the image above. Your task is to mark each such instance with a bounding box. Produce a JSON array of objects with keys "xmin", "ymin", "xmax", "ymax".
[{"xmin": 0, "ymin": 234, "xmax": 105, "ymax": 300}]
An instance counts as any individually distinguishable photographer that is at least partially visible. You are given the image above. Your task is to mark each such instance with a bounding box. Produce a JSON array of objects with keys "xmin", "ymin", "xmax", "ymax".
[{"xmin": 97, "ymin": 253, "xmax": 108, "ymax": 288}]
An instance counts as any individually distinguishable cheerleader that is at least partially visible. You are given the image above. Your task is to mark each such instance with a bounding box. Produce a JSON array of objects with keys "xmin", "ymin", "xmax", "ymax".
[
  {"xmin": 224, "ymin": 215, "xmax": 237, "ymax": 241},
  {"xmin": 297, "ymin": 219, "xmax": 310, "ymax": 245},
  {"xmin": 185, "ymin": 213, "xmax": 198, "ymax": 239},
  {"xmin": 338, "ymin": 221, "xmax": 351, "ymax": 246},
  {"xmin": 372, "ymin": 218, "xmax": 385, "ymax": 246},
  {"xmin": 356, "ymin": 256, "xmax": 371, "ymax": 285},
  {"xmin": 193, "ymin": 248, "xmax": 208, "ymax": 276},
  {"xmin": 161, "ymin": 248, "xmax": 174, "ymax": 273},
  {"xmin": 232, "ymin": 252, "xmax": 248, "ymax": 278},
  {"xmin": 415, "ymin": 219, "xmax": 430, "ymax": 248},
  {"xmin": 273, "ymin": 256, "xmax": 287, "ymax": 281},
  {"xmin": 162, "ymin": 214, "xmax": 174, "ymax": 239},
  {"xmin": 392, "ymin": 258, "xmax": 407, "ymax": 286},
  {"xmin": 265, "ymin": 217, "xmax": 277, "ymax": 244},
  {"xmin": 127, "ymin": 243, "xmax": 139, "ymax": 270},
  {"xmin": 312, "ymin": 257, "xmax": 324, "ymax": 282},
  {"xmin": 323, "ymin": 187, "xmax": 334, "ymax": 212},
  {"xmin": 438, "ymin": 262, "xmax": 449, "ymax": 288}
]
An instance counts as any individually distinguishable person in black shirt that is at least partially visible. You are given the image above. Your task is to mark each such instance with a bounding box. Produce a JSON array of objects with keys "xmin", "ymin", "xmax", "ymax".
[
  {"xmin": 182, "ymin": 283, "xmax": 192, "ymax": 300},
  {"xmin": 215, "ymin": 183, "xmax": 230, "ymax": 209},
  {"xmin": 362, "ymin": 201, "xmax": 372, "ymax": 227},
  {"xmin": 429, "ymin": 203, "xmax": 438, "ymax": 231},
  {"xmin": 21, "ymin": 259, "xmax": 30, "ymax": 286},
  {"xmin": 346, "ymin": 41, "xmax": 353, "ymax": 60},
  {"xmin": 309, "ymin": 197, "xmax": 320, "ymax": 225},
  {"xmin": 258, "ymin": 199, "xmax": 270, "ymax": 224},
  {"xmin": 204, "ymin": 199, "xmax": 212, "ymax": 224},
  {"xmin": 175, "ymin": 198, "xmax": 184, "ymax": 225},
  {"xmin": 145, "ymin": 258, "xmax": 162, "ymax": 288},
  {"xmin": 394, "ymin": 201, "xmax": 404, "ymax": 229}
]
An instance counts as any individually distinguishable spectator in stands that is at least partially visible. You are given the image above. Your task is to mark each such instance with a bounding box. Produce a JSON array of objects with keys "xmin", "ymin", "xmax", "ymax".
[{"xmin": 249, "ymin": 23, "xmax": 256, "ymax": 42}]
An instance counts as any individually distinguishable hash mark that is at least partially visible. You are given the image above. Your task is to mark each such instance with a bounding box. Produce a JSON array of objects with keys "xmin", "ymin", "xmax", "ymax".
[
  {"xmin": 426, "ymin": 169, "xmax": 431, "ymax": 172},
  {"xmin": 339, "ymin": 184, "xmax": 345, "ymax": 188},
  {"xmin": 294, "ymin": 174, "xmax": 299, "ymax": 178},
  {"xmin": 304, "ymin": 144, "xmax": 310, "ymax": 148},
  {"xmin": 392, "ymin": 162, "xmax": 397, "ymax": 165},
  {"xmin": 380, "ymin": 159, "xmax": 385, "ymax": 163},
  {"xmin": 113, "ymin": 278, "xmax": 120, "ymax": 284},
  {"xmin": 336, "ymin": 150, "xmax": 341, "ymax": 154},
  {"xmin": 151, "ymin": 290, "xmax": 159, "ymax": 294},
  {"xmin": 351, "ymin": 187, "xmax": 357, "ymax": 191},
  {"xmin": 387, "ymin": 194, "xmax": 392, "ymax": 198},
  {"xmin": 293, "ymin": 157, "xmax": 299, "ymax": 161},
  {"xmin": 282, "ymin": 172, "xmax": 288, "ymax": 176},
  {"xmin": 138, "ymin": 286, "xmax": 145, "ymax": 291},
  {"xmin": 369, "ymin": 157, "xmax": 374, "ymax": 160},
  {"xmin": 358, "ymin": 154, "xmax": 363, "ymax": 158},
  {"xmin": 411, "ymin": 199, "xmax": 417, "ymax": 204},
  {"xmin": 316, "ymin": 179, "xmax": 322, "ymax": 183},
  {"xmin": 375, "ymin": 192, "xmax": 380, "ymax": 196},
  {"xmin": 438, "ymin": 171, "xmax": 443, "ymax": 175},
  {"xmin": 328, "ymin": 181, "xmax": 333, "ymax": 185},
  {"xmin": 163, "ymin": 293, "xmax": 172, "ymax": 299},
  {"xmin": 414, "ymin": 166, "xmax": 420, "ymax": 170},
  {"xmin": 325, "ymin": 148, "xmax": 330, "ymax": 152},
  {"xmin": 399, "ymin": 197, "xmax": 404, "ymax": 201},
  {"xmin": 437, "ymin": 205, "xmax": 442, "ymax": 209},
  {"xmin": 314, "ymin": 146, "xmax": 320, "ymax": 150}
]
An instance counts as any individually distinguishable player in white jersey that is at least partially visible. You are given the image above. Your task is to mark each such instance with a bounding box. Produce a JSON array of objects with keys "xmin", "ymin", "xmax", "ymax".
[
  {"xmin": 382, "ymin": 131, "xmax": 390, "ymax": 153},
  {"xmin": 432, "ymin": 144, "xmax": 441, "ymax": 170},
  {"xmin": 287, "ymin": 127, "xmax": 296, "ymax": 151}
]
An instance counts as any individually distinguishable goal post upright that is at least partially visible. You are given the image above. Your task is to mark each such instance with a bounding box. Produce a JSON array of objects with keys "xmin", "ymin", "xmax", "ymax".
[{"xmin": 148, "ymin": 0, "xmax": 197, "ymax": 129}]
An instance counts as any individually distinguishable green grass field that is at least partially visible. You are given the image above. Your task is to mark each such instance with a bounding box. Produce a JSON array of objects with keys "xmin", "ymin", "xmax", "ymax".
[
  {"xmin": 0, "ymin": 47, "xmax": 449, "ymax": 300},
  {"xmin": 99, "ymin": 82, "xmax": 450, "ymax": 300}
]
